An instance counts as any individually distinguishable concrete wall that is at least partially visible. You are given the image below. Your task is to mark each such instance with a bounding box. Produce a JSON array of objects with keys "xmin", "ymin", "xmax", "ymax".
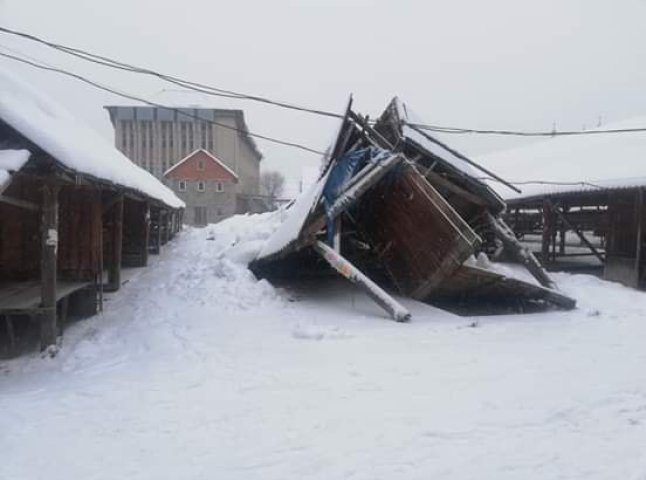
[
  {"xmin": 106, "ymin": 106, "xmax": 262, "ymax": 203},
  {"xmin": 237, "ymin": 135, "xmax": 261, "ymax": 196},
  {"xmin": 166, "ymin": 178, "xmax": 237, "ymax": 226}
]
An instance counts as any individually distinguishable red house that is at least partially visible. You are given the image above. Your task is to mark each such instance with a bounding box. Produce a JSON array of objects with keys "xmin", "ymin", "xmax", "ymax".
[{"xmin": 164, "ymin": 149, "xmax": 238, "ymax": 226}]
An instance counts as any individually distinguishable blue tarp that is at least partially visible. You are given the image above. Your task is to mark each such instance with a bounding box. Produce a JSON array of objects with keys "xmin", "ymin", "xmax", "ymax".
[{"xmin": 321, "ymin": 147, "xmax": 387, "ymax": 245}]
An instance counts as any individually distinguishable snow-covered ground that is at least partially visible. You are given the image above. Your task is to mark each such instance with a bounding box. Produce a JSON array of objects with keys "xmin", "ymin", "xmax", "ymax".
[{"xmin": 2, "ymin": 213, "xmax": 646, "ymax": 480}]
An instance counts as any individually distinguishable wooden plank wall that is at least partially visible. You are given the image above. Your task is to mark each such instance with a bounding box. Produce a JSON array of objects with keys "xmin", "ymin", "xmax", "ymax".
[
  {"xmin": 0, "ymin": 177, "xmax": 41, "ymax": 281},
  {"xmin": 353, "ymin": 166, "xmax": 480, "ymax": 300},
  {"xmin": 57, "ymin": 187, "xmax": 101, "ymax": 281}
]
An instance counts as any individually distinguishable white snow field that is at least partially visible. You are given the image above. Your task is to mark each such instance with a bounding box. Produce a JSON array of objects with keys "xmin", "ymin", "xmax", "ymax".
[{"xmin": 2, "ymin": 212, "xmax": 646, "ymax": 480}]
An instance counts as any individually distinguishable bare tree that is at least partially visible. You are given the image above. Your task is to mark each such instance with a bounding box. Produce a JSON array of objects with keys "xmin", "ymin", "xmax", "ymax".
[{"xmin": 260, "ymin": 170, "xmax": 285, "ymax": 202}]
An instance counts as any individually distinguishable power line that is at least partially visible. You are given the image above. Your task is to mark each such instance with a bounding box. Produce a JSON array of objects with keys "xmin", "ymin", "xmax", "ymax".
[
  {"xmin": 0, "ymin": 49, "xmax": 327, "ymax": 156},
  {"xmin": 480, "ymin": 177, "xmax": 605, "ymax": 189},
  {"xmin": 408, "ymin": 122, "xmax": 646, "ymax": 137},
  {"xmin": 4, "ymin": 26, "xmax": 646, "ymax": 139},
  {"xmin": 0, "ymin": 25, "xmax": 344, "ymax": 120}
]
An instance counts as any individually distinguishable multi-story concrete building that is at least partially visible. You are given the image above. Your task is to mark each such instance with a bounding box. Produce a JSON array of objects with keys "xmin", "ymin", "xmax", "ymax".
[{"xmin": 105, "ymin": 106, "xmax": 263, "ymax": 221}]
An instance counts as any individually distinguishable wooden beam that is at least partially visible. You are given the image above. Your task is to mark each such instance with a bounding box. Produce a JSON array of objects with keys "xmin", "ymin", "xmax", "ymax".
[
  {"xmin": 142, "ymin": 202, "xmax": 150, "ymax": 266},
  {"xmin": 95, "ymin": 190, "xmax": 104, "ymax": 312},
  {"xmin": 422, "ymin": 169, "xmax": 487, "ymax": 207},
  {"xmin": 108, "ymin": 195, "xmax": 124, "ymax": 291},
  {"xmin": 548, "ymin": 200, "xmax": 605, "ymax": 264},
  {"xmin": 0, "ymin": 194, "xmax": 39, "ymax": 211},
  {"xmin": 101, "ymin": 194, "xmax": 122, "ymax": 214},
  {"xmin": 40, "ymin": 183, "xmax": 59, "ymax": 352},
  {"xmin": 488, "ymin": 213, "xmax": 558, "ymax": 291},
  {"xmin": 541, "ymin": 198, "xmax": 552, "ymax": 264},
  {"xmin": 313, "ymin": 240, "xmax": 411, "ymax": 322},
  {"xmin": 635, "ymin": 188, "xmax": 644, "ymax": 285}
]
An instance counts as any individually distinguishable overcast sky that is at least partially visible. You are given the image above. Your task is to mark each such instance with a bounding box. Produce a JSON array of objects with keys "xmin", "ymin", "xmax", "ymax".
[{"xmin": 1, "ymin": 0, "xmax": 646, "ymax": 194}]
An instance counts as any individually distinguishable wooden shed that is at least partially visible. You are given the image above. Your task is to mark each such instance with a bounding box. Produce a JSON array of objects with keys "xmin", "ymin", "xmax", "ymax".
[
  {"xmin": 0, "ymin": 71, "xmax": 184, "ymax": 354},
  {"xmin": 477, "ymin": 117, "xmax": 646, "ymax": 290}
]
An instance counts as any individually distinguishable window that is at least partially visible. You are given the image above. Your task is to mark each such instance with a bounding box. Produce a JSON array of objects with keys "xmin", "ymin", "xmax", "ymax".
[
  {"xmin": 215, "ymin": 181, "xmax": 223, "ymax": 192},
  {"xmin": 197, "ymin": 160, "xmax": 205, "ymax": 171},
  {"xmin": 197, "ymin": 181, "xmax": 205, "ymax": 192},
  {"xmin": 178, "ymin": 180, "xmax": 186, "ymax": 192}
]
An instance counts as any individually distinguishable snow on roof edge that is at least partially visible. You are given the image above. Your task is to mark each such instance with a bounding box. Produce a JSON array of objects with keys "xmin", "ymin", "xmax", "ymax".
[
  {"xmin": 0, "ymin": 71, "xmax": 184, "ymax": 209},
  {"xmin": 0, "ymin": 149, "xmax": 30, "ymax": 193}
]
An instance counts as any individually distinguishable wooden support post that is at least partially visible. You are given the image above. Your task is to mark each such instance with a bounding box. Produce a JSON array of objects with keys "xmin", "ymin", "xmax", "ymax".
[
  {"xmin": 96, "ymin": 191, "xmax": 104, "ymax": 312},
  {"xmin": 0, "ymin": 194, "xmax": 39, "ymax": 211},
  {"xmin": 152, "ymin": 210, "xmax": 161, "ymax": 254},
  {"xmin": 548, "ymin": 200, "xmax": 605, "ymax": 264},
  {"xmin": 40, "ymin": 183, "xmax": 59, "ymax": 351},
  {"xmin": 559, "ymin": 225, "xmax": 566, "ymax": 254},
  {"xmin": 162, "ymin": 210, "xmax": 169, "ymax": 245},
  {"xmin": 314, "ymin": 240, "xmax": 411, "ymax": 322},
  {"xmin": 142, "ymin": 202, "xmax": 150, "ymax": 266},
  {"xmin": 169, "ymin": 212, "xmax": 175, "ymax": 239},
  {"xmin": 635, "ymin": 188, "xmax": 644, "ymax": 285},
  {"xmin": 488, "ymin": 213, "xmax": 558, "ymax": 291},
  {"xmin": 542, "ymin": 198, "xmax": 552, "ymax": 265},
  {"xmin": 108, "ymin": 195, "xmax": 124, "ymax": 291}
]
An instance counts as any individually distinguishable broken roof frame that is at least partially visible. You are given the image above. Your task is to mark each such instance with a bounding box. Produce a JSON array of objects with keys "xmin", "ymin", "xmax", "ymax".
[{"xmin": 252, "ymin": 98, "xmax": 576, "ymax": 320}]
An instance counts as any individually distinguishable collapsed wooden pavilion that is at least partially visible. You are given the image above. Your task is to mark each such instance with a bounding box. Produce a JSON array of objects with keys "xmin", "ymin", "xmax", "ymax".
[
  {"xmin": 478, "ymin": 117, "xmax": 646, "ymax": 290},
  {"xmin": 251, "ymin": 98, "xmax": 575, "ymax": 320},
  {"xmin": 0, "ymin": 71, "xmax": 184, "ymax": 354}
]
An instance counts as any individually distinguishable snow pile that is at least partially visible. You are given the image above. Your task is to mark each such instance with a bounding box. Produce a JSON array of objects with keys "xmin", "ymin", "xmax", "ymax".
[
  {"xmin": 464, "ymin": 252, "xmax": 541, "ymax": 286},
  {"xmin": 257, "ymin": 170, "xmax": 330, "ymax": 259},
  {"xmin": 1, "ymin": 214, "xmax": 646, "ymax": 479},
  {"xmin": 0, "ymin": 71, "xmax": 183, "ymax": 208},
  {"xmin": 477, "ymin": 116, "xmax": 646, "ymax": 199},
  {"xmin": 0, "ymin": 149, "xmax": 30, "ymax": 191}
]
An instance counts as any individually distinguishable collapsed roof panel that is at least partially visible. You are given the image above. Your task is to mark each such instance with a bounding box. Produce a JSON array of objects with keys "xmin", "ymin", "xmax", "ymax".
[{"xmin": 251, "ymin": 98, "xmax": 576, "ymax": 320}]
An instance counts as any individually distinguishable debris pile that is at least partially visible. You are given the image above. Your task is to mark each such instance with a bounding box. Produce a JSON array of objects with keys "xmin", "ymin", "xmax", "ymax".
[{"xmin": 251, "ymin": 98, "xmax": 576, "ymax": 320}]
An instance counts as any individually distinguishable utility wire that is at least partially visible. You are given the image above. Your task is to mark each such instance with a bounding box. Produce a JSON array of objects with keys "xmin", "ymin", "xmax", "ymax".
[
  {"xmin": 408, "ymin": 122, "xmax": 646, "ymax": 137},
  {"xmin": 0, "ymin": 25, "xmax": 344, "ymax": 120},
  {"xmin": 0, "ymin": 49, "xmax": 327, "ymax": 156},
  {"xmin": 4, "ymin": 26, "xmax": 645, "ymax": 138},
  {"xmin": 480, "ymin": 177, "xmax": 605, "ymax": 189}
]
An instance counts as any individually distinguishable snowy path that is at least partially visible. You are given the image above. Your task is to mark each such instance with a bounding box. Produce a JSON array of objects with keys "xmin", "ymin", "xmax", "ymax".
[{"xmin": 2, "ymin": 214, "xmax": 646, "ymax": 479}]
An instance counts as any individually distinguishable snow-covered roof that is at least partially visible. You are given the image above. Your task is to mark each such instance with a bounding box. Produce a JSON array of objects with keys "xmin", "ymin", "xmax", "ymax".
[
  {"xmin": 0, "ymin": 149, "xmax": 30, "ymax": 193},
  {"xmin": 395, "ymin": 99, "xmax": 479, "ymax": 177},
  {"xmin": 163, "ymin": 148, "xmax": 239, "ymax": 179},
  {"xmin": 0, "ymin": 71, "xmax": 184, "ymax": 209},
  {"xmin": 257, "ymin": 168, "xmax": 330, "ymax": 259},
  {"xmin": 477, "ymin": 116, "xmax": 646, "ymax": 201}
]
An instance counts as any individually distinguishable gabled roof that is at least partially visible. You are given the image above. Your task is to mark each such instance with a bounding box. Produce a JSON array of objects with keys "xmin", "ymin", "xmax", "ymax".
[
  {"xmin": 477, "ymin": 115, "xmax": 646, "ymax": 200},
  {"xmin": 0, "ymin": 71, "xmax": 184, "ymax": 209},
  {"xmin": 163, "ymin": 148, "xmax": 239, "ymax": 179}
]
